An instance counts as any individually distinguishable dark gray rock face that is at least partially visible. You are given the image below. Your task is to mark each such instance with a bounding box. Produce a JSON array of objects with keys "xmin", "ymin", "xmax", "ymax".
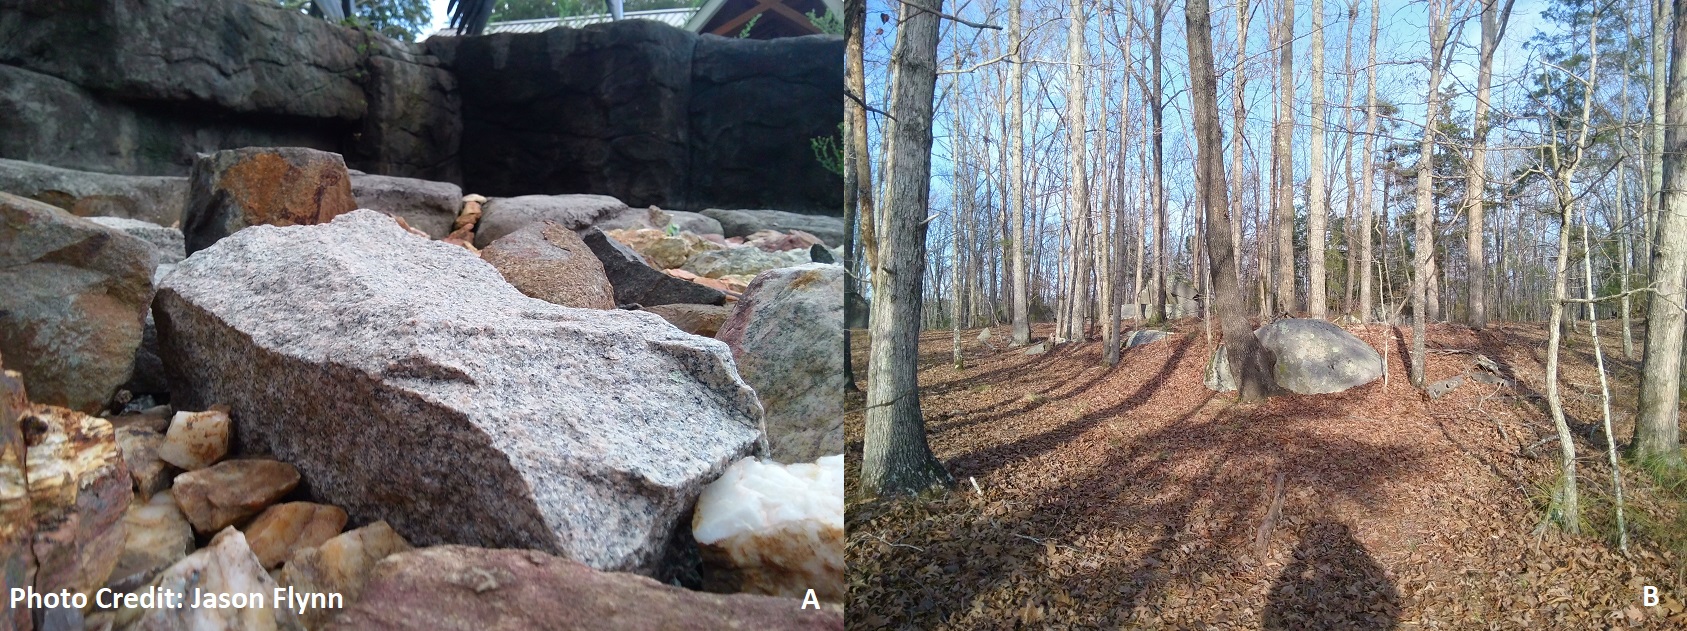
[
  {"xmin": 0, "ymin": 159, "xmax": 187, "ymax": 227},
  {"xmin": 436, "ymin": 21, "xmax": 695, "ymax": 209},
  {"xmin": 700, "ymin": 209, "xmax": 847, "ymax": 247},
  {"xmin": 579, "ymin": 227, "xmax": 727, "ymax": 307},
  {"xmin": 685, "ymin": 34, "xmax": 843, "ymax": 215},
  {"xmin": 1253, "ymin": 319, "xmax": 1383, "ymax": 395},
  {"xmin": 349, "ymin": 39, "xmax": 463, "ymax": 185},
  {"xmin": 350, "ymin": 173, "xmax": 462, "ymax": 239},
  {"xmin": 155, "ymin": 211, "xmax": 762, "ymax": 574}
]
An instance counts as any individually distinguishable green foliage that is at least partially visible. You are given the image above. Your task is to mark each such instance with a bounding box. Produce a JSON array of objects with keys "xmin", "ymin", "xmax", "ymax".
[
  {"xmin": 806, "ymin": 9, "xmax": 843, "ymax": 35},
  {"xmin": 738, "ymin": 14, "xmax": 762, "ymax": 38},
  {"xmin": 276, "ymin": 0, "xmax": 431, "ymax": 41},
  {"xmin": 812, "ymin": 122, "xmax": 845, "ymax": 177}
]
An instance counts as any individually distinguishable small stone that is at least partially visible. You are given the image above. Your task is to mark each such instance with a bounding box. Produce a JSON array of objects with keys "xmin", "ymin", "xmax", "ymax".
[
  {"xmin": 24, "ymin": 405, "xmax": 133, "ymax": 607},
  {"xmin": 692, "ymin": 455, "xmax": 843, "ymax": 602},
  {"xmin": 123, "ymin": 527, "xmax": 305, "ymax": 630},
  {"xmin": 1023, "ymin": 341, "xmax": 1048, "ymax": 356},
  {"xmin": 155, "ymin": 408, "xmax": 230, "ymax": 471},
  {"xmin": 349, "ymin": 173, "xmax": 462, "ymax": 239},
  {"xmin": 243, "ymin": 502, "xmax": 347, "ymax": 570},
  {"xmin": 279, "ymin": 521, "xmax": 411, "ymax": 630},
  {"xmin": 172, "ymin": 460, "xmax": 300, "ymax": 535},
  {"xmin": 580, "ymin": 227, "xmax": 727, "ymax": 307},
  {"xmin": 115, "ymin": 426, "xmax": 174, "ymax": 500},
  {"xmin": 105, "ymin": 490, "xmax": 193, "ymax": 593}
]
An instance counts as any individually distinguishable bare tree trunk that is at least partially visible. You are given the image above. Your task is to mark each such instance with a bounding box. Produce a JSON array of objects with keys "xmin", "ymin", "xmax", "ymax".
[
  {"xmin": 1275, "ymin": 0, "xmax": 1297, "ymax": 314},
  {"xmin": 861, "ymin": 0, "xmax": 952, "ymax": 496},
  {"xmin": 1342, "ymin": 0, "xmax": 1358, "ymax": 318},
  {"xmin": 1066, "ymin": 0, "xmax": 1091, "ymax": 342},
  {"xmin": 1151, "ymin": 0, "xmax": 1170, "ymax": 323},
  {"xmin": 1580, "ymin": 177, "xmax": 1628, "ymax": 553},
  {"xmin": 1188, "ymin": 0, "xmax": 1277, "ymax": 401},
  {"xmin": 1231, "ymin": 0, "xmax": 1251, "ymax": 294},
  {"xmin": 1649, "ymin": 0, "xmax": 1670, "ymax": 266},
  {"xmin": 1635, "ymin": 0, "xmax": 1687, "ymax": 471},
  {"xmin": 1307, "ymin": 0, "xmax": 1328, "ymax": 318},
  {"xmin": 951, "ymin": 63, "xmax": 966, "ymax": 370},
  {"xmin": 1359, "ymin": 0, "xmax": 1379, "ymax": 323},
  {"xmin": 1410, "ymin": 0, "xmax": 1448, "ymax": 388},
  {"xmin": 1009, "ymin": 0, "xmax": 1031, "ymax": 346},
  {"xmin": 1464, "ymin": 0, "xmax": 1513, "ymax": 330},
  {"xmin": 842, "ymin": 0, "xmax": 868, "ymax": 392}
]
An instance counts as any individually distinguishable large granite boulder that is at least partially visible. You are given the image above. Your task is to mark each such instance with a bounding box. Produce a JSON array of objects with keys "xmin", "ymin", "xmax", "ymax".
[
  {"xmin": 24, "ymin": 405, "xmax": 133, "ymax": 610},
  {"xmin": 1254, "ymin": 319, "xmax": 1384, "ymax": 395},
  {"xmin": 687, "ymin": 34, "xmax": 844, "ymax": 216},
  {"xmin": 181, "ymin": 147, "xmax": 359, "ymax": 255},
  {"xmin": 580, "ymin": 227, "xmax": 728, "ymax": 307},
  {"xmin": 701, "ymin": 209, "xmax": 847, "ymax": 247},
  {"xmin": 0, "ymin": 361, "xmax": 31, "ymax": 631},
  {"xmin": 474, "ymin": 194, "xmax": 628, "ymax": 248},
  {"xmin": 325, "ymin": 546, "xmax": 843, "ymax": 631},
  {"xmin": 0, "ymin": 193, "xmax": 156, "ymax": 413},
  {"xmin": 0, "ymin": 159, "xmax": 187, "ymax": 226},
  {"xmin": 482, "ymin": 222, "xmax": 617, "ymax": 310},
  {"xmin": 716, "ymin": 264, "xmax": 844, "ymax": 464},
  {"xmin": 435, "ymin": 21, "xmax": 694, "ymax": 207},
  {"xmin": 155, "ymin": 210, "xmax": 763, "ymax": 574},
  {"xmin": 350, "ymin": 173, "xmax": 463, "ymax": 239}
]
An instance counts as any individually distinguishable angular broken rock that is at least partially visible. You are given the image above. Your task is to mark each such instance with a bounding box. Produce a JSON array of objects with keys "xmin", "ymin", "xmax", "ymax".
[
  {"xmin": 642, "ymin": 304, "xmax": 733, "ymax": 338},
  {"xmin": 481, "ymin": 221, "xmax": 616, "ymax": 310},
  {"xmin": 692, "ymin": 455, "xmax": 844, "ymax": 603},
  {"xmin": 0, "ymin": 192, "xmax": 156, "ymax": 413},
  {"xmin": 181, "ymin": 147, "xmax": 358, "ymax": 255},
  {"xmin": 155, "ymin": 408, "xmax": 230, "ymax": 471},
  {"xmin": 121, "ymin": 528, "xmax": 305, "ymax": 631},
  {"xmin": 155, "ymin": 210, "xmax": 763, "ymax": 574},
  {"xmin": 86, "ymin": 217, "xmax": 186, "ymax": 268},
  {"xmin": 105, "ymin": 490, "xmax": 194, "ymax": 594},
  {"xmin": 716, "ymin": 264, "xmax": 844, "ymax": 464},
  {"xmin": 349, "ymin": 173, "xmax": 462, "ymax": 239},
  {"xmin": 279, "ymin": 521, "xmax": 411, "ymax": 630},
  {"xmin": 243, "ymin": 502, "xmax": 347, "ymax": 570},
  {"xmin": 24, "ymin": 405, "xmax": 133, "ymax": 605},
  {"xmin": 474, "ymin": 194, "xmax": 628, "ymax": 248},
  {"xmin": 171, "ymin": 459, "xmax": 300, "ymax": 535},
  {"xmin": 0, "ymin": 364, "xmax": 32, "ymax": 631},
  {"xmin": 325, "ymin": 546, "xmax": 843, "ymax": 631},
  {"xmin": 115, "ymin": 426, "xmax": 174, "ymax": 501},
  {"xmin": 580, "ymin": 227, "xmax": 727, "ymax": 307}
]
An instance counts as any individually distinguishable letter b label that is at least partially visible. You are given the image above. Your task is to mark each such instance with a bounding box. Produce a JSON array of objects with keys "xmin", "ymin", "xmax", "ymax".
[{"xmin": 1644, "ymin": 586, "xmax": 1659, "ymax": 607}]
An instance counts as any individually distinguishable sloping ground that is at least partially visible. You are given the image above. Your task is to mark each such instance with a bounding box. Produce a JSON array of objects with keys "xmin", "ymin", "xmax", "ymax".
[{"xmin": 846, "ymin": 321, "xmax": 1687, "ymax": 629}]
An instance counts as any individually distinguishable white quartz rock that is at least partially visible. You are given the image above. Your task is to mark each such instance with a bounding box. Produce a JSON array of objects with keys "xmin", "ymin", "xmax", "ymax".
[{"xmin": 691, "ymin": 455, "xmax": 842, "ymax": 602}]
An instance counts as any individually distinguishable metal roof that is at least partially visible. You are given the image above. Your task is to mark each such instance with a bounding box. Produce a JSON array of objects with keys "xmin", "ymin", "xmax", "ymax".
[{"xmin": 430, "ymin": 8, "xmax": 699, "ymax": 38}]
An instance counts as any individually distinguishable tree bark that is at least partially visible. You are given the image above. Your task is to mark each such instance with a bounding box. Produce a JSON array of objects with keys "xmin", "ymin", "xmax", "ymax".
[
  {"xmin": 1009, "ymin": 0, "xmax": 1031, "ymax": 346},
  {"xmin": 1410, "ymin": 0, "xmax": 1448, "ymax": 388},
  {"xmin": 1635, "ymin": 0, "xmax": 1687, "ymax": 470},
  {"xmin": 1463, "ymin": 0, "xmax": 1512, "ymax": 330},
  {"xmin": 1188, "ymin": 0, "xmax": 1277, "ymax": 401},
  {"xmin": 861, "ymin": 0, "xmax": 953, "ymax": 496},
  {"xmin": 1358, "ymin": 0, "xmax": 1378, "ymax": 322},
  {"xmin": 1066, "ymin": 0, "xmax": 1091, "ymax": 342},
  {"xmin": 1231, "ymin": 0, "xmax": 1251, "ymax": 296},
  {"xmin": 1275, "ymin": 0, "xmax": 1297, "ymax": 314},
  {"xmin": 1307, "ymin": 0, "xmax": 1328, "ymax": 318},
  {"xmin": 842, "ymin": 0, "xmax": 868, "ymax": 392}
]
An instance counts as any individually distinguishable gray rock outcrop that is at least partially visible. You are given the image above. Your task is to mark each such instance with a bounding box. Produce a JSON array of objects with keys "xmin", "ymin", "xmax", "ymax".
[
  {"xmin": 155, "ymin": 210, "xmax": 763, "ymax": 574},
  {"xmin": 474, "ymin": 194, "xmax": 628, "ymax": 247},
  {"xmin": 700, "ymin": 209, "xmax": 847, "ymax": 247},
  {"xmin": 0, "ymin": 159, "xmax": 187, "ymax": 227},
  {"xmin": 350, "ymin": 173, "xmax": 463, "ymax": 239}
]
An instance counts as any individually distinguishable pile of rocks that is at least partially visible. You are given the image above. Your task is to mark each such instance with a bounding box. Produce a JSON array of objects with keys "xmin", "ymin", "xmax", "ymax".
[{"xmin": 0, "ymin": 146, "xmax": 845, "ymax": 629}]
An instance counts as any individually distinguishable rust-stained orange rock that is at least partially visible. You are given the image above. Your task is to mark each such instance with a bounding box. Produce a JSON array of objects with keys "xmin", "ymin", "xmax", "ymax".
[
  {"xmin": 24, "ymin": 404, "xmax": 133, "ymax": 608},
  {"xmin": 243, "ymin": 502, "xmax": 347, "ymax": 569},
  {"xmin": 0, "ymin": 362, "xmax": 33, "ymax": 631},
  {"xmin": 182, "ymin": 147, "xmax": 358, "ymax": 255},
  {"xmin": 172, "ymin": 459, "xmax": 300, "ymax": 535},
  {"xmin": 156, "ymin": 407, "xmax": 230, "ymax": 471}
]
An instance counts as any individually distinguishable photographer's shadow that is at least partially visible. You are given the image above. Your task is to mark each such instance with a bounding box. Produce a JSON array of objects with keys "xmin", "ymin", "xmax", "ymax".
[{"xmin": 1263, "ymin": 520, "xmax": 1402, "ymax": 630}]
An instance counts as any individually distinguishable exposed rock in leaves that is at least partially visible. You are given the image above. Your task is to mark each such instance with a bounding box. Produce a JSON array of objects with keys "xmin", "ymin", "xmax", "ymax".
[
  {"xmin": 693, "ymin": 455, "xmax": 843, "ymax": 602},
  {"xmin": 1254, "ymin": 319, "xmax": 1383, "ymax": 395},
  {"xmin": 481, "ymin": 222, "xmax": 615, "ymax": 310},
  {"xmin": 0, "ymin": 192, "xmax": 155, "ymax": 413},
  {"xmin": 155, "ymin": 211, "xmax": 761, "ymax": 574},
  {"xmin": 181, "ymin": 147, "xmax": 358, "ymax": 255},
  {"xmin": 171, "ymin": 460, "xmax": 300, "ymax": 535},
  {"xmin": 243, "ymin": 502, "xmax": 347, "ymax": 570},
  {"xmin": 716, "ymin": 264, "xmax": 844, "ymax": 463},
  {"xmin": 326, "ymin": 546, "xmax": 843, "ymax": 631}
]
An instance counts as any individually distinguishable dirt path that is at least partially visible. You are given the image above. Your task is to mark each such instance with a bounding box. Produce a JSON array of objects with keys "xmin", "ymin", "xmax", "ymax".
[{"xmin": 846, "ymin": 321, "xmax": 1686, "ymax": 629}]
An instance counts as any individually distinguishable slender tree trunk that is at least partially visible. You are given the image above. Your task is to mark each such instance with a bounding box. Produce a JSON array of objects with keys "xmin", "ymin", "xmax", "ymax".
[
  {"xmin": 1410, "ymin": 0, "xmax": 1448, "ymax": 388},
  {"xmin": 1067, "ymin": 0, "xmax": 1091, "ymax": 342},
  {"xmin": 1359, "ymin": 0, "xmax": 1378, "ymax": 323},
  {"xmin": 1464, "ymin": 0, "xmax": 1511, "ymax": 330},
  {"xmin": 1151, "ymin": 0, "xmax": 1170, "ymax": 323},
  {"xmin": 1581, "ymin": 177, "xmax": 1629, "ymax": 553},
  {"xmin": 1649, "ymin": 0, "xmax": 1670, "ymax": 267},
  {"xmin": 1009, "ymin": 0, "xmax": 1031, "ymax": 346},
  {"xmin": 1275, "ymin": 0, "xmax": 1297, "ymax": 314},
  {"xmin": 1342, "ymin": 0, "xmax": 1358, "ymax": 318},
  {"xmin": 1231, "ymin": 0, "xmax": 1251, "ymax": 294},
  {"xmin": 1188, "ymin": 0, "xmax": 1277, "ymax": 401},
  {"xmin": 861, "ymin": 0, "xmax": 952, "ymax": 496},
  {"xmin": 1635, "ymin": 0, "xmax": 1687, "ymax": 470},
  {"xmin": 951, "ymin": 63, "xmax": 967, "ymax": 370},
  {"xmin": 842, "ymin": 0, "xmax": 868, "ymax": 392},
  {"xmin": 1308, "ymin": 0, "xmax": 1328, "ymax": 318}
]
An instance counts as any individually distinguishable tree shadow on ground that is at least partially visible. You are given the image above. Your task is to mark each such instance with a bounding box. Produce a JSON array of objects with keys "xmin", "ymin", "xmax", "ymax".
[{"xmin": 1262, "ymin": 520, "xmax": 1403, "ymax": 630}]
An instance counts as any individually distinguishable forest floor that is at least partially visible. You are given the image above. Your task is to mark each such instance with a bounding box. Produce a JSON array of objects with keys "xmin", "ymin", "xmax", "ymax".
[{"xmin": 845, "ymin": 319, "xmax": 1687, "ymax": 629}]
